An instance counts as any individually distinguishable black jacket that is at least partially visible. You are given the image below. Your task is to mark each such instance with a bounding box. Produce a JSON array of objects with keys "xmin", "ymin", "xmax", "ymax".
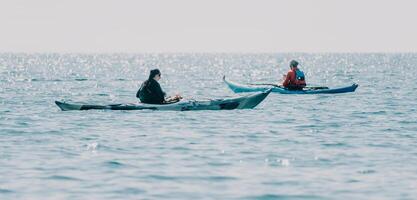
[{"xmin": 136, "ymin": 79, "xmax": 166, "ymax": 104}]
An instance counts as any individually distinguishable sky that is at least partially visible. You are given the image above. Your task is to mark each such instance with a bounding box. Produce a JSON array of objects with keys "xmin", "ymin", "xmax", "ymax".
[{"xmin": 0, "ymin": 0, "xmax": 416, "ymax": 53}]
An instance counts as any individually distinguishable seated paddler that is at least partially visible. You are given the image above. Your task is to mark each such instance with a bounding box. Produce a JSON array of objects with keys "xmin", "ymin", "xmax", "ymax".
[
  {"xmin": 136, "ymin": 69, "xmax": 182, "ymax": 104},
  {"xmin": 281, "ymin": 60, "xmax": 307, "ymax": 90}
]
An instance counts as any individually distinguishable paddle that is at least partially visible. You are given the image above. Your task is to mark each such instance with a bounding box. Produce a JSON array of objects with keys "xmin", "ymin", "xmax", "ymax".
[
  {"xmin": 305, "ymin": 86, "xmax": 329, "ymax": 90},
  {"xmin": 249, "ymin": 83, "xmax": 283, "ymax": 88},
  {"xmin": 249, "ymin": 83, "xmax": 329, "ymax": 90}
]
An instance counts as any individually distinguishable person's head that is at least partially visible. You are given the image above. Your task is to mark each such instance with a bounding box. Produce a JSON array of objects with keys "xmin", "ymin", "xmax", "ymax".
[
  {"xmin": 289, "ymin": 60, "xmax": 299, "ymax": 69},
  {"xmin": 148, "ymin": 69, "xmax": 161, "ymax": 81}
]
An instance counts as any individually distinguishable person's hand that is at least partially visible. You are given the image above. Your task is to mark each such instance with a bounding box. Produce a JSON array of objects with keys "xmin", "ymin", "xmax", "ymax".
[
  {"xmin": 165, "ymin": 94, "xmax": 182, "ymax": 103},
  {"xmin": 174, "ymin": 94, "xmax": 183, "ymax": 100}
]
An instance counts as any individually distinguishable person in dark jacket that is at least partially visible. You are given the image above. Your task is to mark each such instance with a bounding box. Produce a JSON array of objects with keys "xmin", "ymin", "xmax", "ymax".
[{"xmin": 136, "ymin": 69, "xmax": 182, "ymax": 104}]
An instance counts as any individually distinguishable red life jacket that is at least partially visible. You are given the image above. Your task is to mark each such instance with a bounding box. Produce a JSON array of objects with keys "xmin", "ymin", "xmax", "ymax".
[{"xmin": 282, "ymin": 68, "xmax": 306, "ymax": 88}]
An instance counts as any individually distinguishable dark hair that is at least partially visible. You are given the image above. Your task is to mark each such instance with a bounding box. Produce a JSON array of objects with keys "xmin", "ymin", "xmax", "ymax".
[
  {"xmin": 148, "ymin": 69, "xmax": 161, "ymax": 80},
  {"xmin": 290, "ymin": 60, "xmax": 299, "ymax": 68}
]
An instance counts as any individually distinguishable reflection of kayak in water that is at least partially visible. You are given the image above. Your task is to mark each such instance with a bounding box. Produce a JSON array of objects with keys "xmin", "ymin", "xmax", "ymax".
[
  {"xmin": 223, "ymin": 76, "xmax": 358, "ymax": 94},
  {"xmin": 55, "ymin": 90, "xmax": 271, "ymax": 111}
]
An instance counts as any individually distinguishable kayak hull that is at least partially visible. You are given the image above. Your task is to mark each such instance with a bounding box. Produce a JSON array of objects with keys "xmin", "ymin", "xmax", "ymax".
[
  {"xmin": 223, "ymin": 76, "xmax": 358, "ymax": 94},
  {"xmin": 55, "ymin": 90, "xmax": 271, "ymax": 111}
]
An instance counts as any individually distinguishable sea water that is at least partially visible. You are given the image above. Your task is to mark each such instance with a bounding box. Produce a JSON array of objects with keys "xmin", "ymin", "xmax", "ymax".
[{"xmin": 0, "ymin": 53, "xmax": 416, "ymax": 199}]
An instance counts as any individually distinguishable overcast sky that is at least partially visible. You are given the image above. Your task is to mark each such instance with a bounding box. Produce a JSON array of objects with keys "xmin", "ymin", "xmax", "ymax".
[{"xmin": 1, "ymin": 0, "xmax": 416, "ymax": 53}]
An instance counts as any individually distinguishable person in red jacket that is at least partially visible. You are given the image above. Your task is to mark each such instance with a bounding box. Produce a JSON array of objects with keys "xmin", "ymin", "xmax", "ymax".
[{"xmin": 282, "ymin": 60, "xmax": 306, "ymax": 90}]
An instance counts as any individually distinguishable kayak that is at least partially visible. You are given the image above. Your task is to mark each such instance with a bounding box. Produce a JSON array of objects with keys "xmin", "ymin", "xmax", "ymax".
[
  {"xmin": 55, "ymin": 90, "xmax": 271, "ymax": 111},
  {"xmin": 223, "ymin": 76, "xmax": 358, "ymax": 94}
]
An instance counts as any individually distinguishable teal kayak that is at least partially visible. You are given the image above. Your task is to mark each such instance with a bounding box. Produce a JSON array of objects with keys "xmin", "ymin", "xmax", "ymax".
[
  {"xmin": 55, "ymin": 90, "xmax": 271, "ymax": 111},
  {"xmin": 223, "ymin": 76, "xmax": 358, "ymax": 94}
]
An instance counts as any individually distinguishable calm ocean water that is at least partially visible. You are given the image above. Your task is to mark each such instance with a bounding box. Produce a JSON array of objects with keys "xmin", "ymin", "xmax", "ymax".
[{"xmin": 0, "ymin": 53, "xmax": 416, "ymax": 199}]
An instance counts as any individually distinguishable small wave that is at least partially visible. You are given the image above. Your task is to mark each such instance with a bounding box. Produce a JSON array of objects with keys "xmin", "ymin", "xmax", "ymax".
[
  {"xmin": 171, "ymin": 146, "xmax": 191, "ymax": 151},
  {"xmin": 113, "ymin": 187, "xmax": 145, "ymax": 194},
  {"xmin": 146, "ymin": 175, "xmax": 177, "ymax": 181},
  {"xmin": 357, "ymin": 169, "xmax": 376, "ymax": 174},
  {"xmin": 367, "ymin": 143, "xmax": 393, "ymax": 148},
  {"xmin": 18, "ymin": 78, "xmax": 64, "ymax": 82},
  {"xmin": 278, "ymin": 159, "xmax": 291, "ymax": 166},
  {"xmin": 46, "ymin": 175, "xmax": 82, "ymax": 181},
  {"xmin": 104, "ymin": 160, "xmax": 124, "ymax": 168},
  {"xmin": 86, "ymin": 142, "xmax": 99, "ymax": 151},
  {"xmin": 399, "ymin": 120, "xmax": 415, "ymax": 124},
  {"xmin": 0, "ymin": 188, "xmax": 14, "ymax": 193},
  {"xmin": 207, "ymin": 176, "xmax": 237, "ymax": 181},
  {"xmin": 74, "ymin": 78, "xmax": 88, "ymax": 81},
  {"xmin": 322, "ymin": 142, "xmax": 349, "ymax": 147},
  {"xmin": 353, "ymin": 110, "xmax": 387, "ymax": 115},
  {"xmin": 29, "ymin": 78, "xmax": 41, "ymax": 82},
  {"xmin": 262, "ymin": 180, "xmax": 300, "ymax": 186},
  {"xmin": 207, "ymin": 162, "xmax": 232, "ymax": 167},
  {"xmin": 346, "ymin": 179, "xmax": 360, "ymax": 183},
  {"xmin": 145, "ymin": 175, "xmax": 237, "ymax": 182}
]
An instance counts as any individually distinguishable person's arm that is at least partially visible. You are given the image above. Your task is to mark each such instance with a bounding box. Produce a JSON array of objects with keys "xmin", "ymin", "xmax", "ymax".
[
  {"xmin": 136, "ymin": 88, "xmax": 141, "ymax": 98},
  {"xmin": 282, "ymin": 71, "xmax": 292, "ymax": 87},
  {"xmin": 153, "ymin": 83, "xmax": 166, "ymax": 103},
  {"xmin": 136, "ymin": 82, "xmax": 145, "ymax": 98}
]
